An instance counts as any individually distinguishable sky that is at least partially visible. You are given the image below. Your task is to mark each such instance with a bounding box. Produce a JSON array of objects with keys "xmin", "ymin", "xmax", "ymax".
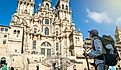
[{"xmin": 0, "ymin": 0, "xmax": 121, "ymax": 38}]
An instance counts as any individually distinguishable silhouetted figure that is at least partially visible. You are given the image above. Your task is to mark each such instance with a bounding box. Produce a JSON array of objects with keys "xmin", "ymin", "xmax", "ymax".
[
  {"xmin": 11, "ymin": 67, "xmax": 14, "ymax": 70},
  {"xmin": 53, "ymin": 63, "xmax": 56, "ymax": 70},
  {"xmin": 36, "ymin": 65, "xmax": 39, "ymax": 70},
  {"xmin": 73, "ymin": 65, "xmax": 77, "ymax": 70}
]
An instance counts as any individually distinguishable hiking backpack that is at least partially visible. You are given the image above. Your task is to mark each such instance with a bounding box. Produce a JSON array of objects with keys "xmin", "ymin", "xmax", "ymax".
[{"xmin": 101, "ymin": 35, "xmax": 119, "ymax": 66}]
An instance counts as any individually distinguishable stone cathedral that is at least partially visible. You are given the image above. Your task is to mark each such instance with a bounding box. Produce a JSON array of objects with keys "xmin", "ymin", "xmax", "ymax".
[{"xmin": 0, "ymin": 0, "xmax": 87, "ymax": 70}]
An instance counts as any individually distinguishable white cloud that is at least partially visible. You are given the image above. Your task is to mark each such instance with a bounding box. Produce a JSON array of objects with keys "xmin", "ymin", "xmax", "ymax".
[
  {"xmin": 87, "ymin": 0, "xmax": 121, "ymax": 18},
  {"xmin": 86, "ymin": 9, "xmax": 112, "ymax": 24},
  {"xmin": 115, "ymin": 17, "xmax": 121, "ymax": 25}
]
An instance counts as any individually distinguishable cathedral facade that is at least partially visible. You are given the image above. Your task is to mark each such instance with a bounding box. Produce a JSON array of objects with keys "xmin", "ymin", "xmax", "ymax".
[
  {"xmin": 115, "ymin": 26, "xmax": 121, "ymax": 68},
  {"xmin": 0, "ymin": 0, "xmax": 86, "ymax": 70}
]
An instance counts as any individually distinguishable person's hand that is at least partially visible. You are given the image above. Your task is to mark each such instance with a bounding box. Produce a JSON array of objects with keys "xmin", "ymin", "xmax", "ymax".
[
  {"xmin": 83, "ymin": 52, "xmax": 88, "ymax": 57},
  {"xmin": 83, "ymin": 53, "xmax": 90, "ymax": 59}
]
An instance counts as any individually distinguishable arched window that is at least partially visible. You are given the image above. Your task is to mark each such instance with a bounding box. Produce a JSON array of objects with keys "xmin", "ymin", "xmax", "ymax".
[
  {"xmin": 34, "ymin": 28, "xmax": 37, "ymax": 34},
  {"xmin": 75, "ymin": 37, "xmax": 77, "ymax": 43},
  {"xmin": 41, "ymin": 42, "xmax": 51, "ymax": 47},
  {"xmin": 45, "ymin": 19, "xmax": 49, "ymax": 24},
  {"xmin": 1, "ymin": 28, "xmax": 4, "ymax": 31},
  {"xmin": 45, "ymin": 27, "xmax": 49, "ymax": 35},
  {"xmin": 4, "ymin": 35, "xmax": 7, "ymax": 38},
  {"xmin": 3, "ymin": 40, "xmax": 6, "ymax": 44},
  {"xmin": 56, "ymin": 31, "xmax": 58, "ymax": 36},
  {"xmin": 56, "ymin": 43, "xmax": 59, "ymax": 51},
  {"xmin": 17, "ymin": 30, "xmax": 20, "ymax": 34},
  {"xmin": 62, "ymin": 4, "xmax": 64, "ymax": 9},
  {"xmin": 47, "ymin": 49, "xmax": 51, "ymax": 56},
  {"xmin": 77, "ymin": 37, "xmax": 80, "ymax": 41},
  {"xmin": 41, "ymin": 42, "xmax": 51, "ymax": 56},
  {"xmin": 5, "ymin": 28, "xmax": 8, "ymax": 31},
  {"xmin": 45, "ymin": 3, "xmax": 49, "ymax": 10},
  {"xmin": 66, "ymin": 5, "xmax": 68, "ymax": 10},
  {"xmin": 33, "ymin": 41, "xmax": 36, "ymax": 49},
  {"xmin": 24, "ymin": 10, "xmax": 27, "ymax": 14},
  {"xmin": 14, "ymin": 30, "xmax": 16, "ymax": 34},
  {"xmin": 41, "ymin": 48, "xmax": 45, "ymax": 55}
]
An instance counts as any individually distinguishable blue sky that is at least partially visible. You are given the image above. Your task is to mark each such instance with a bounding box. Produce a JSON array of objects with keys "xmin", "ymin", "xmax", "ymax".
[{"xmin": 0, "ymin": 0, "xmax": 121, "ymax": 38}]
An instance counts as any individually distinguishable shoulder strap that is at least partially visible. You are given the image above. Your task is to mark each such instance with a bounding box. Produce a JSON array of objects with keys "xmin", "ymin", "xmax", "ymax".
[
  {"xmin": 92, "ymin": 36, "xmax": 107, "ymax": 54},
  {"xmin": 92, "ymin": 36, "xmax": 100, "ymax": 51},
  {"xmin": 92, "ymin": 37, "xmax": 98, "ymax": 51},
  {"xmin": 99, "ymin": 37, "xmax": 107, "ymax": 54}
]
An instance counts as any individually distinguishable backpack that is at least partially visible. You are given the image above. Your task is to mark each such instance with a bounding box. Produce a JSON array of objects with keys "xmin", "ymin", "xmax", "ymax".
[{"xmin": 101, "ymin": 35, "xmax": 119, "ymax": 66}]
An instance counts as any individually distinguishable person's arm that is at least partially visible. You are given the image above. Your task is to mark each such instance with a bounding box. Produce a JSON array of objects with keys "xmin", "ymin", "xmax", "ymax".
[{"xmin": 88, "ymin": 39, "xmax": 103, "ymax": 57}]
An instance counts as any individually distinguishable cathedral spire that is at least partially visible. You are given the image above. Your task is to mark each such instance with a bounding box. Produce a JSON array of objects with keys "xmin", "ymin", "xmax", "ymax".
[
  {"xmin": 56, "ymin": 0, "xmax": 70, "ymax": 10},
  {"xmin": 56, "ymin": 0, "xmax": 72, "ymax": 23},
  {"xmin": 115, "ymin": 26, "xmax": 121, "ymax": 43},
  {"xmin": 115, "ymin": 26, "xmax": 121, "ymax": 34},
  {"xmin": 38, "ymin": 0, "xmax": 52, "ymax": 11},
  {"xmin": 17, "ymin": 0, "xmax": 35, "ymax": 16}
]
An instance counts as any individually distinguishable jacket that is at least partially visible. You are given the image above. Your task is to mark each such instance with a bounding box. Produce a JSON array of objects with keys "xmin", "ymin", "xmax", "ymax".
[{"xmin": 87, "ymin": 36, "xmax": 104, "ymax": 65}]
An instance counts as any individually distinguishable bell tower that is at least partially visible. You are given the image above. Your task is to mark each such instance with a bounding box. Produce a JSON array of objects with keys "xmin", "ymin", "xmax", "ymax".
[
  {"xmin": 17, "ymin": 0, "xmax": 35, "ymax": 16},
  {"xmin": 56, "ymin": 0, "xmax": 70, "ymax": 10},
  {"xmin": 115, "ymin": 26, "xmax": 121, "ymax": 42},
  {"xmin": 56, "ymin": 0, "xmax": 72, "ymax": 22},
  {"xmin": 40, "ymin": 0, "xmax": 52, "ymax": 10}
]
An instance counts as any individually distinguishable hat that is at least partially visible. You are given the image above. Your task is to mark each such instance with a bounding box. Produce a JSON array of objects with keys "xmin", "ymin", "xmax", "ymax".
[{"xmin": 88, "ymin": 29, "xmax": 98, "ymax": 35}]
